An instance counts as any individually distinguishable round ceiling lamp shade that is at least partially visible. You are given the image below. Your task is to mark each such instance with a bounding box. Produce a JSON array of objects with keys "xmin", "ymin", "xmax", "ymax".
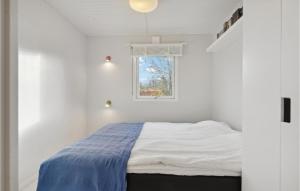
[{"xmin": 129, "ymin": 0, "xmax": 158, "ymax": 13}]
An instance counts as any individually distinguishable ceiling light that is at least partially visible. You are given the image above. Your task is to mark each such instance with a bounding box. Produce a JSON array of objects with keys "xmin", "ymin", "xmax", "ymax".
[{"xmin": 129, "ymin": 0, "xmax": 158, "ymax": 13}]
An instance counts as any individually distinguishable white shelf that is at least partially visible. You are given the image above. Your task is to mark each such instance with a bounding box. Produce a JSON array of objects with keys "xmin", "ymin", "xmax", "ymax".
[{"xmin": 207, "ymin": 18, "xmax": 243, "ymax": 53}]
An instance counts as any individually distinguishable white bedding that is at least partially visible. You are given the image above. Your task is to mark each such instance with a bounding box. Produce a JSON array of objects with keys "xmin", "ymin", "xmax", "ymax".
[{"xmin": 127, "ymin": 121, "xmax": 242, "ymax": 176}]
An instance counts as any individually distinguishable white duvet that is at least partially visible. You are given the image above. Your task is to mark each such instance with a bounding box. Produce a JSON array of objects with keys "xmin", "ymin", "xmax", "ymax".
[{"xmin": 127, "ymin": 121, "xmax": 242, "ymax": 176}]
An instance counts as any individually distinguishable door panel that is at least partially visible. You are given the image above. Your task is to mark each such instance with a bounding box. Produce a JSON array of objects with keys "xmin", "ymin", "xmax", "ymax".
[
  {"xmin": 243, "ymin": 0, "xmax": 282, "ymax": 191},
  {"xmin": 281, "ymin": 0, "xmax": 299, "ymax": 190}
]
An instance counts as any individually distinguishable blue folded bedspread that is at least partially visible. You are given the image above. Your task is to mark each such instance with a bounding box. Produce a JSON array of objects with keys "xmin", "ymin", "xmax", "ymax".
[{"xmin": 37, "ymin": 123, "xmax": 144, "ymax": 191}]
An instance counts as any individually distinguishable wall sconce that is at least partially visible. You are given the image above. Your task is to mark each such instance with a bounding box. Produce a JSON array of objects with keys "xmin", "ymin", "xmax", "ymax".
[
  {"xmin": 105, "ymin": 56, "xmax": 112, "ymax": 64},
  {"xmin": 105, "ymin": 100, "xmax": 112, "ymax": 108}
]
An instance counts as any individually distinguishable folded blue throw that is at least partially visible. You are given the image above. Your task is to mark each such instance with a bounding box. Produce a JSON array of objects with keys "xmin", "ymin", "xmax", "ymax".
[{"xmin": 37, "ymin": 123, "xmax": 144, "ymax": 191}]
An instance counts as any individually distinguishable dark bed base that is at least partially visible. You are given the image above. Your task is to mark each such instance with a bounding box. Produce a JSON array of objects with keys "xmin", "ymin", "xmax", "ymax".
[{"xmin": 127, "ymin": 174, "xmax": 241, "ymax": 191}]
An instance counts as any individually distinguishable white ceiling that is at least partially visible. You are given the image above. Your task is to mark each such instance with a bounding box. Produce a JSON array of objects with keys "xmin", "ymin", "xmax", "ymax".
[{"xmin": 44, "ymin": 0, "xmax": 241, "ymax": 36}]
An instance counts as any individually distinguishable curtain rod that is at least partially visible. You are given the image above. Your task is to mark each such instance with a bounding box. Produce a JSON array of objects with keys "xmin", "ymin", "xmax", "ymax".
[{"xmin": 128, "ymin": 43, "xmax": 186, "ymax": 47}]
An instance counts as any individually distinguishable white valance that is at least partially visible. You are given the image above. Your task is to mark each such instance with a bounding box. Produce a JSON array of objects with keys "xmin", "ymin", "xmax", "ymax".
[{"xmin": 130, "ymin": 43, "xmax": 184, "ymax": 57}]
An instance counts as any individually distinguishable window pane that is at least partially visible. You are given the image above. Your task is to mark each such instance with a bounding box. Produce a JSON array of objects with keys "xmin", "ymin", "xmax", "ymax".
[{"xmin": 138, "ymin": 56, "xmax": 174, "ymax": 97}]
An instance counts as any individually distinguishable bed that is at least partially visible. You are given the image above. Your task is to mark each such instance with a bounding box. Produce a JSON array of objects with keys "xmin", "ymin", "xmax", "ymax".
[
  {"xmin": 127, "ymin": 121, "xmax": 242, "ymax": 191},
  {"xmin": 37, "ymin": 121, "xmax": 242, "ymax": 191}
]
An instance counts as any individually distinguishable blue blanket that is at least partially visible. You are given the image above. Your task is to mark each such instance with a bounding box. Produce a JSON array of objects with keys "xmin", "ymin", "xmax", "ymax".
[{"xmin": 37, "ymin": 123, "xmax": 144, "ymax": 191}]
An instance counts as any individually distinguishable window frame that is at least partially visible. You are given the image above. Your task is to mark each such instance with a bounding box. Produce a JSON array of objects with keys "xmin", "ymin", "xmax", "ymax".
[{"xmin": 132, "ymin": 56, "xmax": 178, "ymax": 102}]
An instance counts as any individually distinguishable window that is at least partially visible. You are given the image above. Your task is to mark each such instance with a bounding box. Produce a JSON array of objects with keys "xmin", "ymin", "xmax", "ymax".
[
  {"xmin": 133, "ymin": 56, "xmax": 177, "ymax": 101},
  {"xmin": 131, "ymin": 43, "xmax": 183, "ymax": 101}
]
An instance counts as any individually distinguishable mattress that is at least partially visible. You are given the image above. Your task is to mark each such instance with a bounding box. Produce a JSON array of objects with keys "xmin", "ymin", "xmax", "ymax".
[{"xmin": 127, "ymin": 121, "xmax": 242, "ymax": 177}]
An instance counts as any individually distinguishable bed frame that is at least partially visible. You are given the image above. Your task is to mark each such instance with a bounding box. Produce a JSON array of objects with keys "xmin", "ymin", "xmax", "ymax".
[{"xmin": 127, "ymin": 174, "xmax": 241, "ymax": 191}]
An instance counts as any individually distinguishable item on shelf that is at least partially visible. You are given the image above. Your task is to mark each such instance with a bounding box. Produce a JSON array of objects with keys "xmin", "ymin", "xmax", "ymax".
[
  {"xmin": 217, "ymin": 29, "xmax": 224, "ymax": 39},
  {"xmin": 231, "ymin": 7, "xmax": 243, "ymax": 25},
  {"xmin": 217, "ymin": 7, "xmax": 243, "ymax": 39},
  {"xmin": 224, "ymin": 21, "xmax": 230, "ymax": 32},
  {"xmin": 231, "ymin": 12, "xmax": 239, "ymax": 24},
  {"xmin": 228, "ymin": 19, "xmax": 232, "ymax": 28},
  {"xmin": 238, "ymin": 7, "xmax": 243, "ymax": 18}
]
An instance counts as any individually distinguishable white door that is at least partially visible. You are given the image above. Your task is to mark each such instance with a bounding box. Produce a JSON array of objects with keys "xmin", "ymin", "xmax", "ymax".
[
  {"xmin": 281, "ymin": 0, "xmax": 299, "ymax": 190},
  {"xmin": 243, "ymin": 0, "xmax": 282, "ymax": 191},
  {"xmin": 243, "ymin": 0, "xmax": 299, "ymax": 191}
]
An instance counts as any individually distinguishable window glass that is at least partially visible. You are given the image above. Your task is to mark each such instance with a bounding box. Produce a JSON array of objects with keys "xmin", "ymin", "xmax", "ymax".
[{"xmin": 134, "ymin": 56, "xmax": 176, "ymax": 100}]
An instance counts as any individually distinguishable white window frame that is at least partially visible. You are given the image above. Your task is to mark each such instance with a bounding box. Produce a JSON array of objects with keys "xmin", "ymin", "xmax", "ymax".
[{"xmin": 132, "ymin": 56, "xmax": 178, "ymax": 101}]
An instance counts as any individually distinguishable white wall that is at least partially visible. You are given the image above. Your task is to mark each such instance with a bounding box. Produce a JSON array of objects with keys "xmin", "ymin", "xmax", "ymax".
[
  {"xmin": 87, "ymin": 35, "xmax": 213, "ymax": 132},
  {"xmin": 18, "ymin": 0, "xmax": 88, "ymax": 190},
  {"xmin": 211, "ymin": 40, "xmax": 242, "ymax": 130}
]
